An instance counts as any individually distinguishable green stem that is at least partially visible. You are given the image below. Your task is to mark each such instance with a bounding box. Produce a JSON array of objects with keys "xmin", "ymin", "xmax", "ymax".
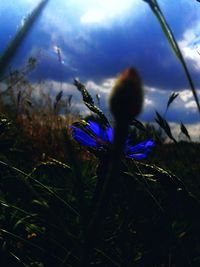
[{"xmin": 79, "ymin": 121, "xmax": 129, "ymax": 266}]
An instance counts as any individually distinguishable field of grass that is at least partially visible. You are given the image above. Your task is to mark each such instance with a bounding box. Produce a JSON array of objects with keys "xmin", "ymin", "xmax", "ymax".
[{"xmin": 0, "ymin": 68, "xmax": 200, "ymax": 267}]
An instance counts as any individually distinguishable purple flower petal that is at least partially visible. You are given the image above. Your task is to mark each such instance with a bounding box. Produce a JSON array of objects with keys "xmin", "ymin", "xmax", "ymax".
[
  {"xmin": 126, "ymin": 153, "xmax": 148, "ymax": 160},
  {"xmin": 105, "ymin": 127, "xmax": 113, "ymax": 143},
  {"xmin": 125, "ymin": 140, "xmax": 155, "ymax": 157},
  {"xmin": 71, "ymin": 126, "xmax": 97, "ymax": 147},
  {"xmin": 87, "ymin": 120, "xmax": 112, "ymax": 143},
  {"xmin": 71, "ymin": 121, "xmax": 155, "ymax": 160},
  {"xmin": 87, "ymin": 121, "xmax": 100, "ymax": 136}
]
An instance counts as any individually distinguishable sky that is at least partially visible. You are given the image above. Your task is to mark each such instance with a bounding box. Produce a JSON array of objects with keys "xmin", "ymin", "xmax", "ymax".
[{"xmin": 0, "ymin": 0, "xmax": 200, "ymax": 140}]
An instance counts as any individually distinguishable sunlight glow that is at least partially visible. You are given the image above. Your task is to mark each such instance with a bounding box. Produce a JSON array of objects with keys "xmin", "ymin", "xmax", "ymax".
[{"xmin": 79, "ymin": 0, "xmax": 136, "ymax": 25}]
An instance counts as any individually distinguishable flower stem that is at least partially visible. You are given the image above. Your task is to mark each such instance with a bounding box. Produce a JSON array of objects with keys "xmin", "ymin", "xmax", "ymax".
[{"xmin": 79, "ymin": 121, "xmax": 129, "ymax": 266}]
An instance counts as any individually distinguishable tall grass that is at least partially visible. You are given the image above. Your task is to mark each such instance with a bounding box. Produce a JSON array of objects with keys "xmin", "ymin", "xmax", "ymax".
[{"xmin": 0, "ymin": 63, "xmax": 80, "ymax": 165}]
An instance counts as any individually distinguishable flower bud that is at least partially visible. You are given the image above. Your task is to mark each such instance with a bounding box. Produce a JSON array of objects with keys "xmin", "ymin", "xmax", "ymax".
[{"xmin": 109, "ymin": 68, "xmax": 143, "ymax": 123}]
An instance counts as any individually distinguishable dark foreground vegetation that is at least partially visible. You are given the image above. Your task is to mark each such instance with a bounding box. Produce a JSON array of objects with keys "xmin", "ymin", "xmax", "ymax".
[{"xmin": 0, "ymin": 67, "xmax": 200, "ymax": 267}]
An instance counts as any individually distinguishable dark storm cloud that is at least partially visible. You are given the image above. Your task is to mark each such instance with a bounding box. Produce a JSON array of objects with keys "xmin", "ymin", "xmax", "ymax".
[
  {"xmin": 40, "ymin": 0, "xmax": 200, "ymax": 90},
  {"xmin": 66, "ymin": 23, "xmax": 187, "ymax": 89},
  {"xmin": 1, "ymin": 0, "xmax": 200, "ymax": 91}
]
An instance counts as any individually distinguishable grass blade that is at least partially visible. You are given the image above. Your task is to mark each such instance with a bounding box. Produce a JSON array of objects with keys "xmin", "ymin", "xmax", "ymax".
[
  {"xmin": 0, "ymin": 0, "xmax": 49, "ymax": 76},
  {"xmin": 166, "ymin": 92, "xmax": 179, "ymax": 112},
  {"xmin": 0, "ymin": 160, "xmax": 79, "ymax": 217},
  {"xmin": 143, "ymin": 0, "xmax": 200, "ymax": 113},
  {"xmin": 180, "ymin": 122, "xmax": 191, "ymax": 141}
]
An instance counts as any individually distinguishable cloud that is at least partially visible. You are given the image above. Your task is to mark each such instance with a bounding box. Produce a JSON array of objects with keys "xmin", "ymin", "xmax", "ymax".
[
  {"xmin": 185, "ymin": 100, "xmax": 197, "ymax": 110},
  {"xmin": 50, "ymin": 1, "xmax": 199, "ymax": 90},
  {"xmin": 40, "ymin": 76, "xmax": 200, "ymax": 125},
  {"xmin": 144, "ymin": 98, "xmax": 153, "ymax": 107},
  {"xmin": 79, "ymin": 0, "xmax": 139, "ymax": 26},
  {"xmin": 179, "ymin": 89, "xmax": 193, "ymax": 102},
  {"xmin": 167, "ymin": 122, "xmax": 200, "ymax": 142},
  {"xmin": 178, "ymin": 22, "xmax": 200, "ymax": 70},
  {"xmin": 2, "ymin": 0, "xmax": 200, "ymax": 92}
]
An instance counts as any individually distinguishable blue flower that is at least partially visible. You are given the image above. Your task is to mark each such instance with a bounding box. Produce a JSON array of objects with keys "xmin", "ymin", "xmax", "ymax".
[{"xmin": 71, "ymin": 120, "xmax": 155, "ymax": 160}]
